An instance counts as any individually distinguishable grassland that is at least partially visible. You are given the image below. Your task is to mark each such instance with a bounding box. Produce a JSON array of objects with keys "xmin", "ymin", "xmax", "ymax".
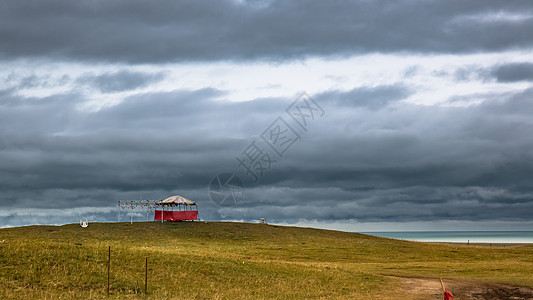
[{"xmin": 0, "ymin": 222, "xmax": 532, "ymax": 299}]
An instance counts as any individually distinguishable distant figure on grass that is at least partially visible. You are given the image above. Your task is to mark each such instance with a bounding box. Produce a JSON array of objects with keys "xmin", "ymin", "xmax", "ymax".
[{"xmin": 80, "ymin": 218, "xmax": 88, "ymax": 228}]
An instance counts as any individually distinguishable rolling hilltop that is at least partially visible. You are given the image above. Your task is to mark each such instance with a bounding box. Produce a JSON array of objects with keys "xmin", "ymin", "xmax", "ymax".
[{"xmin": 1, "ymin": 222, "xmax": 532, "ymax": 299}]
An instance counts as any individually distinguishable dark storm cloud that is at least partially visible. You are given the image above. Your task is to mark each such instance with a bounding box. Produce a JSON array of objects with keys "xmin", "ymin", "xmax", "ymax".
[
  {"xmin": 2, "ymin": 84, "xmax": 533, "ymax": 226},
  {"xmin": 225, "ymin": 87, "xmax": 533, "ymax": 223},
  {"xmin": 0, "ymin": 0, "xmax": 532, "ymax": 63},
  {"xmin": 0, "ymin": 87, "xmax": 284, "ymax": 205},
  {"xmin": 220, "ymin": 186, "xmax": 533, "ymax": 222},
  {"xmin": 491, "ymin": 62, "xmax": 533, "ymax": 82},
  {"xmin": 76, "ymin": 70, "xmax": 167, "ymax": 93}
]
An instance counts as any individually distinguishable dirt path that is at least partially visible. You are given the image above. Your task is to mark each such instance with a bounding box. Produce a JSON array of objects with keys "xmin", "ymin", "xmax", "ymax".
[{"xmin": 391, "ymin": 276, "xmax": 533, "ymax": 299}]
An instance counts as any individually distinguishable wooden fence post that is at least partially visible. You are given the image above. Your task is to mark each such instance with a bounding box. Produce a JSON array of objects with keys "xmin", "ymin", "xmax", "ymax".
[
  {"xmin": 145, "ymin": 257, "xmax": 148, "ymax": 295},
  {"xmin": 107, "ymin": 246, "xmax": 111, "ymax": 295}
]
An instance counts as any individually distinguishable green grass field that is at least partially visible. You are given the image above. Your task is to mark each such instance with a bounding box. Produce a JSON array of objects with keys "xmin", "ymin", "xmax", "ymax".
[{"xmin": 0, "ymin": 221, "xmax": 532, "ymax": 299}]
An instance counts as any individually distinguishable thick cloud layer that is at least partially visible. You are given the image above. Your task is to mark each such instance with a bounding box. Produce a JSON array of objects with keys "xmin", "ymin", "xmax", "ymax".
[
  {"xmin": 1, "ymin": 75, "xmax": 533, "ymax": 226},
  {"xmin": 1, "ymin": 1, "xmax": 532, "ymax": 229},
  {"xmin": 1, "ymin": 0, "xmax": 533, "ymax": 63}
]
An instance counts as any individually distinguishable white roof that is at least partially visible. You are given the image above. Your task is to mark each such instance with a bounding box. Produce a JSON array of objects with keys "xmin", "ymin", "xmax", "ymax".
[{"xmin": 156, "ymin": 195, "xmax": 196, "ymax": 205}]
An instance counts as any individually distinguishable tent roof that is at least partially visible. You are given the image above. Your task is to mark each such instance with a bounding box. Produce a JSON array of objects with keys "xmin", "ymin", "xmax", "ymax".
[{"xmin": 156, "ymin": 195, "xmax": 197, "ymax": 205}]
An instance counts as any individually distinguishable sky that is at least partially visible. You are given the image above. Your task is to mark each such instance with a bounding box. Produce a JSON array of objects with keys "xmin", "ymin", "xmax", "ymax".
[{"xmin": 1, "ymin": 0, "xmax": 533, "ymax": 231}]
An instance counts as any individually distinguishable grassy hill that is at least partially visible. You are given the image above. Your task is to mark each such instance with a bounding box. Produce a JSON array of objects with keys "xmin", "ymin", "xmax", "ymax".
[{"xmin": 0, "ymin": 222, "xmax": 532, "ymax": 299}]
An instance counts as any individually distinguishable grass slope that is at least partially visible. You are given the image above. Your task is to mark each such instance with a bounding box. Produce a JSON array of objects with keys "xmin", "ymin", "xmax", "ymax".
[{"xmin": 0, "ymin": 222, "xmax": 532, "ymax": 299}]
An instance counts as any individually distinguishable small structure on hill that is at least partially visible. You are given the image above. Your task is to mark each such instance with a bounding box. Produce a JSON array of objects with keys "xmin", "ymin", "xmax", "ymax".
[
  {"xmin": 154, "ymin": 195, "xmax": 198, "ymax": 222},
  {"xmin": 118, "ymin": 194, "xmax": 199, "ymax": 223}
]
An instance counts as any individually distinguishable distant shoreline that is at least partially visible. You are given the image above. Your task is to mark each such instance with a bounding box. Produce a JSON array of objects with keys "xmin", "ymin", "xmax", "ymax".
[
  {"xmin": 428, "ymin": 241, "xmax": 533, "ymax": 247},
  {"xmin": 361, "ymin": 231, "xmax": 533, "ymax": 244}
]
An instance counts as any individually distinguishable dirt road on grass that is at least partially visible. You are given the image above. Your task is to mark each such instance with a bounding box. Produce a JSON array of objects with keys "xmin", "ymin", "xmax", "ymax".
[{"xmin": 392, "ymin": 276, "xmax": 533, "ymax": 299}]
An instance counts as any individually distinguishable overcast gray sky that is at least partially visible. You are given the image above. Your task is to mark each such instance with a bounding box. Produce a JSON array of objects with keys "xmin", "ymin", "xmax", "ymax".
[{"xmin": 1, "ymin": 0, "xmax": 533, "ymax": 230}]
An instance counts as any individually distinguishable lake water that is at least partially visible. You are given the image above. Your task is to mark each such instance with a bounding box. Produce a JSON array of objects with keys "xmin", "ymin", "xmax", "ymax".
[{"xmin": 361, "ymin": 231, "xmax": 533, "ymax": 243}]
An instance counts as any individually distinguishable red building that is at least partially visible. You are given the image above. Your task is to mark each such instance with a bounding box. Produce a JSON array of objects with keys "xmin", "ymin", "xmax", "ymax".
[{"xmin": 154, "ymin": 195, "xmax": 199, "ymax": 221}]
